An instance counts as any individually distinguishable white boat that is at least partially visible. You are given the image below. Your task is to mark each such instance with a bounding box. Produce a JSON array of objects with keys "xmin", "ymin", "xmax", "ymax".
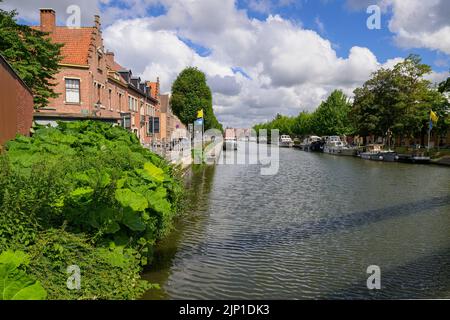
[
  {"xmin": 223, "ymin": 137, "xmax": 238, "ymax": 151},
  {"xmin": 323, "ymin": 136, "xmax": 356, "ymax": 156},
  {"xmin": 359, "ymin": 144, "xmax": 398, "ymax": 162},
  {"xmin": 279, "ymin": 135, "xmax": 294, "ymax": 148}
]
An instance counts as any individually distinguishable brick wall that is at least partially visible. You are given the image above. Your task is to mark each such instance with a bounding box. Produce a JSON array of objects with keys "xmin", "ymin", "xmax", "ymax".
[{"xmin": 0, "ymin": 56, "xmax": 34, "ymax": 145}]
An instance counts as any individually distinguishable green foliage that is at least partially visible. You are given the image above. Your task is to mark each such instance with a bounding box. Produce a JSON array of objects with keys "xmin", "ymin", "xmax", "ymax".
[
  {"xmin": 309, "ymin": 90, "xmax": 354, "ymax": 136},
  {"xmin": 26, "ymin": 229, "xmax": 154, "ymax": 300},
  {"xmin": 171, "ymin": 67, "xmax": 223, "ymax": 131},
  {"xmin": 2, "ymin": 121, "xmax": 182, "ymax": 250},
  {"xmin": 0, "ymin": 250, "xmax": 47, "ymax": 300},
  {"xmin": 0, "ymin": 3, "xmax": 63, "ymax": 108},
  {"xmin": 438, "ymin": 76, "xmax": 450, "ymax": 94},
  {"xmin": 0, "ymin": 121, "xmax": 183, "ymax": 299},
  {"xmin": 352, "ymin": 55, "xmax": 449, "ymax": 140}
]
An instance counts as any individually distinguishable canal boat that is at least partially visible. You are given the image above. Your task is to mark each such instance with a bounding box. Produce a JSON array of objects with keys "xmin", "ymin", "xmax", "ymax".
[
  {"xmin": 223, "ymin": 137, "xmax": 238, "ymax": 151},
  {"xmin": 397, "ymin": 153, "xmax": 431, "ymax": 164},
  {"xmin": 300, "ymin": 136, "xmax": 322, "ymax": 151},
  {"xmin": 279, "ymin": 135, "xmax": 294, "ymax": 148},
  {"xmin": 359, "ymin": 144, "xmax": 398, "ymax": 162},
  {"xmin": 323, "ymin": 136, "xmax": 356, "ymax": 156}
]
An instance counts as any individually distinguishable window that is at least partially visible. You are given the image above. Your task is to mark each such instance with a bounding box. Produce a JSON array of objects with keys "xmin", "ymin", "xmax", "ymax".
[
  {"xmin": 94, "ymin": 83, "xmax": 102, "ymax": 106},
  {"xmin": 65, "ymin": 79, "xmax": 80, "ymax": 104},
  {"xmin": 122, "ymin": 114, "xmax": 131, "ymax": 129},
  {"xmin": 108, "ymin": 89, "xmax": 112, "ymax": 110},
  {"xmin": 149, "ymin": 117, "xmax": 160, "ymax": 134}
]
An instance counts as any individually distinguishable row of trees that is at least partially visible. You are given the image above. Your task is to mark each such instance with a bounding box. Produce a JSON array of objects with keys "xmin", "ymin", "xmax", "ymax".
[
  {"xmin": 254, "ymin": 55, "xmax": 450, "ymax": 145},
  {"xmin": 254, "ymin": 89, "xmax": 354, "ymax": 138},
  {"xmin": 171, "ymin": 67, "xmax": 223, "ymax": 132}
]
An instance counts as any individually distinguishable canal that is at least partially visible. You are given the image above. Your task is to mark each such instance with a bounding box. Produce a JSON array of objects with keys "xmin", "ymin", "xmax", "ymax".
[{"xmin": 142, "ymin": 143, "xmax": 450, "ymax": 299}]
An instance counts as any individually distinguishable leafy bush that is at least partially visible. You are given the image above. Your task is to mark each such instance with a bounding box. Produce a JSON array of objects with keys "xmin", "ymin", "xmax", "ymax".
[
  {"xmin": 2, "ymin": 121, "xmax": 183, "ymax": 256},
  {"xmin": 0, "ymin": 121, "xmax": 184, "ymax": 299},
  {"xmin": 26, "ymin": 229, "xmax": 154, "ymax": 300}
]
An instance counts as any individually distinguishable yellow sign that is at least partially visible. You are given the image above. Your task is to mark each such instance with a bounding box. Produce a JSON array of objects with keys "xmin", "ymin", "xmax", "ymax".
[
  {"xmin": 430, "ymin": 110, "xmax": 439, "ymax": 123},
  {"xmin": 197, "ymin": 109, "xmax": 204, "ymax": 119}
]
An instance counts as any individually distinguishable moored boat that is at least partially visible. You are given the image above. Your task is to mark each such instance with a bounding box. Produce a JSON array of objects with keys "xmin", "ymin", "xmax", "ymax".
[
  {"xmin": 300, "ymin": 136, "xmax": 323, "ymax": 151},
  {"xmin": 397, "ymin": 153, "xmax": 431, "ymax": 164},
  {"xmin": 223, "ymin": 137, "xmax": 238, "ymax": 151},
  {"xmin": 279, "ymin": 135, "xmax": 294, "ymax": 148},
  {"xmin": 323, "ymin": 136, "xmax": 356, "ymax": 156},
  {"xmin": 359, "ymin": 144, "xmax": 398, "ymax": 162}
]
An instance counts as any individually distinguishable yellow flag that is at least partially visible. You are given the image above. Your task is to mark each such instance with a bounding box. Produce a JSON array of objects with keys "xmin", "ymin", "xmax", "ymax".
[
  {"xmin": 430, "ymin": 110, "xmax": 439, "ymax": 123},
  {"xmin": 197, "ymin": 109, "xmax": 204, "ymax": 119}
]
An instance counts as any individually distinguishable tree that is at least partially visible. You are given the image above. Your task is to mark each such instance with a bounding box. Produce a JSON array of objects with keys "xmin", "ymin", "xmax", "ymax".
[
  {"xmin": 309, "ymin": 90, "xmax": 354, "ymax": 136},
  {"xmin": 292, "ymin": 112, "xmax": 312, "ymax": 136},
  {"xmin": 0, "ymin": 3, "xmax": 62, "ymax": 109},
  {"xmin": 170, "ymin": 67, "xmax": 223, "ymax": 131},
  {"xmin": 438, "ymin": 76, "xmax": 450, "ymax": 94},
  {"xmin": 351, "ymin": 54, "xmax": 447, "ymax": 144}
]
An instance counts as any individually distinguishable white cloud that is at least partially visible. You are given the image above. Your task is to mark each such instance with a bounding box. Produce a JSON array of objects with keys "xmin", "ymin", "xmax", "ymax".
[
  {"xmin": 388, "ymin": 0, "xmax": 450, "ymax": 55},
  {"xmin": 345, "ymin": 0, "xmax": 450, "ymax": 55}
]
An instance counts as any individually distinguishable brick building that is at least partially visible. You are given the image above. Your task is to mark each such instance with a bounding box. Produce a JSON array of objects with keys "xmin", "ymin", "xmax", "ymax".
[
  {"xmin": 160, "ymin": 94, "xmax": 186, "ymax": 143},
  {"xmin": 33, "ymin": 9, "xmax": 161, "ymax": 145},
  {"xmin": 0, "ymin": 54, "xmax": 34, "ymax": 145}
]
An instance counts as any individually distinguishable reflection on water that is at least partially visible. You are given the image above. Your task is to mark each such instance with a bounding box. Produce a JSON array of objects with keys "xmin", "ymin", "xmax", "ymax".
[{"xmin": 142, "ymin": 143, "xmax": 450, "ymax": 300}]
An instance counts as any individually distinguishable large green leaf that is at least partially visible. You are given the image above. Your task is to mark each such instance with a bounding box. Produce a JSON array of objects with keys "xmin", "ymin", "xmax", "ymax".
[
  {"xmin": 115, "ymin": 189, "xmax": 148, "ymax": 212},
  {"xmin": 143, "ymin": 162, "xmax": 165, "ymax": 182},
  {"xmin": 0, "ymin": 251, "xmax": 47, "ymax": 300},
  {"xmin": 122, "ymin": 208, "xmax": 146, "ymax": 232},
  {"xmin": 0, "ymin": 250, "xmax": 29, "ymax": 268},
  {"xmin": 146, "ymin": 187, "xmax": 171, "ymax": 215}
]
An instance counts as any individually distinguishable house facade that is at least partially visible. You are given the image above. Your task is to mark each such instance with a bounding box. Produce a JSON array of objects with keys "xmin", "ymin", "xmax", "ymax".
[
  {"xmin": 0, "ymin": 54, "xmax": 34, "ymax": 145},
  {"xmin": 33, "ymin": 9, "xmax": 161, "ymax": 145},
  {"xmin": 159, "ymin": 94, "xmax": 186, "ymax": 143}
]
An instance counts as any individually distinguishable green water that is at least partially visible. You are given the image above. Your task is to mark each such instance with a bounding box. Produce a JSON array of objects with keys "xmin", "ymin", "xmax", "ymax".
[{"xmin": 143, "ymin": 144, "xmax": 450, "ymax": 299}]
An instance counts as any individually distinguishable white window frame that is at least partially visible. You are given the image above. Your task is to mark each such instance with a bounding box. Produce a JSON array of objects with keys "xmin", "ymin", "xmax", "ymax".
[{"xmin": 65, "ymin": 78, "xmax": 81, "ymax": 104}]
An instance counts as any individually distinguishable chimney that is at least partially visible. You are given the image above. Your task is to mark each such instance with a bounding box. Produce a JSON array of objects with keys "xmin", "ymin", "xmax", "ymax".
[
  {"xmin": 105, "ymin": 51, "xmax": 115, "ymax": 67},
  {"xmin": 40, "ymin": 8, "xmax": 56, "ymax": 33},
  {"xmin": 156, "ymin": 77, "xmax": 160, "ymax": 97}
]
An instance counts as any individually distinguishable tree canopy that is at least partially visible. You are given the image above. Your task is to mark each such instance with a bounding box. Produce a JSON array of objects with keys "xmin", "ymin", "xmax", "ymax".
[
  {"xmin": 170, "ymin": 67, "xmax": 223, "ymax": 131},
  {"xmin": 0, "ymin": 3, "xmax": 62, "ymax": 108},
  {"xmin": 351, "ymin": 55, "xmax": 448, "ymax": 141},
  {"xmin": 309, "ymin": 90, "xmax": 354, "ymax": 136}
]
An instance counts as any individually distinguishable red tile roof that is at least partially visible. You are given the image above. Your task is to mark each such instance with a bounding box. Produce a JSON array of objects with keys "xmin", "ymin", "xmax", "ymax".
[
  {"xmin": 33, "ymin": 26, "xmax": 94, "ymax": 66},
  {"xmin": 109, "ymin": 59, "xmax": 126, "ymax": 72}
]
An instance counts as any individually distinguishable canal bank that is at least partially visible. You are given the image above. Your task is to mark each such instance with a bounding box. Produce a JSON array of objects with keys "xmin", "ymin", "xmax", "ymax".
[{"xmin": 142, "ymin": 143, "xmax": 450, "ymax": 300}]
